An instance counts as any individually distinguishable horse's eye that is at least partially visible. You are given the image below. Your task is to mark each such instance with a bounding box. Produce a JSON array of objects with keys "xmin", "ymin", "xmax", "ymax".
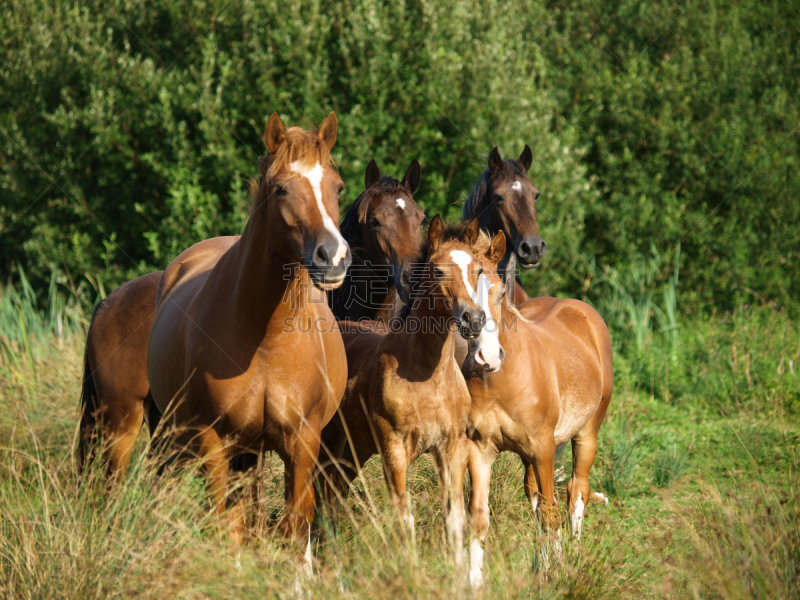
[
  {"xmin": 273, "ymin": 185, "xmax": 287, "ymax": 197},
  {"xmin": 434, "ymin": 267, "xmax": 445, "ymax": 279},
  {"xmin": 337, "ymin": 185, "xmax": 345, "ymax": 197},
  {"xmin": 421, "ymin": 216, "xmax": 428, "ymax": 226},
  {"xmin": 493, "ymin": 194, "xmax": 504, "ymax": 204},
  {"xmin": 533, "ymin": 192, "xmax": 540, "ymax": 201},
  {"xmin": 369, "ymin": 217, "xmax": 380, "ymax": 228}
]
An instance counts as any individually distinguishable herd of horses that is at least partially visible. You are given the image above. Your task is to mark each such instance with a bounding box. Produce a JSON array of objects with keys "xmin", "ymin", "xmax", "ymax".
[{"xmin": 78, "ymin": 113, "xmax": 613, "ymax": 587}]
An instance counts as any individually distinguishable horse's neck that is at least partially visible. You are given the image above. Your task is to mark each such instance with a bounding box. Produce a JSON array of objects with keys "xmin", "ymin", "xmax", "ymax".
[
  {"xmin": 335, "ymin": 250, "xmax": 393, "ymax": 320},
  {"xmin": 373, "ymin": 288, "xmax": 404, "ymax": 322},
  {"xmin": 228, "ymin": 209, "xmax": 312, "ymax": 328},
  {"xmin": 400, "ymin": 302, "xmax": 456, "ymax": 371}
]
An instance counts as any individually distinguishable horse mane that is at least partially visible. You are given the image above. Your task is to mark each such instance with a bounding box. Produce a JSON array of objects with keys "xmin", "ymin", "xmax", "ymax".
[
  {"xmin": 266, "ymin": 126, "xmax": 334, "ymax": 181},
  {"xmin": 247, "ymin": 125, "xmax": 336, "ymax": 205},
  {"xmin": 339, "ymin": 176, "xmax": 404, "ymax": 248}
]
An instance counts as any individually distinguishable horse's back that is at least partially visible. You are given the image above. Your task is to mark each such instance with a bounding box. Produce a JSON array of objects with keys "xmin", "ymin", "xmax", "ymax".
[{"xmin": 156, "ymin": 236, "xmax": 240, "ymax": 307}]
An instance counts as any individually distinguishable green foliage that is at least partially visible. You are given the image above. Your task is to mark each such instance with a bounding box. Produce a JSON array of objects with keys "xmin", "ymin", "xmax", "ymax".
[{"xmin": 1, "ymin": 0, "xmax": 796, "ymax": 311}]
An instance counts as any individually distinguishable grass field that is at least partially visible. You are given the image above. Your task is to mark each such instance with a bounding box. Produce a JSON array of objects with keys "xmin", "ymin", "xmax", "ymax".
[{"xmin": 1, "ymin": 278, "xmax": 798, "ymax": 598}]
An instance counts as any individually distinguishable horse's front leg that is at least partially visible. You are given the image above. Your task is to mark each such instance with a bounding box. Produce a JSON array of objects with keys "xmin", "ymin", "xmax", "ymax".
[
  {"xmin": 381, "ymin": 438, "xmax": 414, "ymax": 545},
  {"xmin": 280, "ymin": 422, "xmax": 323, "ymax": 575},
  {"xmin": 433, "ymin": 438, "xmax": 468, "ymax": 569},
  {"xmin": 467, "ymin": 441, "xmax": 497, "ymax": 589}
]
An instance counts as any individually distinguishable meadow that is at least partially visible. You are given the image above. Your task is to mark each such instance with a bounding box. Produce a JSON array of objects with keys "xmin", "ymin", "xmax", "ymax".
[
  {"xmin": 1, "ymin": 273, "xmax": 797, "ymax": 599},
  {"xmin": 1, "ymin": 0, "xmax": 799, "ymax": 596}
]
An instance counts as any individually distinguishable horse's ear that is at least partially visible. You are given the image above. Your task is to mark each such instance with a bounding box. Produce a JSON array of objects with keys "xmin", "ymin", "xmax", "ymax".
[
  {"xmin": 365, "ymin": 159, "xmax": 381, "ymax": 188},
  {"xmin": 428, "ymin": 214, "xmax": 444, "ymax": 254},
  {"xmin": 487, "ymin": 230, "xmax": 506, "ymax": 264},
  {"xmin": 504, "ymin": 252, "xmax": 517, "ymax": 305},
  {"xmin": 519, "ymin": 144, "xmax": 532, "ymax": 171},
  {"xmin": 318, "ymin": 112, "xmax": 338, "ymax": 150},
  {"xmin": 488, "ymin": 146, "xmax": 504, "ymax": 174},
  {"xmin": 264, "ymin": 112, "xmax": 286, "ymax": 153},
  {"xmin": 401, "ymin": 158, "xmax": 421, "ymax": 194},
  {"xmin": 463, "ymin": 216, "xmax": 481, "ymax": 252}
]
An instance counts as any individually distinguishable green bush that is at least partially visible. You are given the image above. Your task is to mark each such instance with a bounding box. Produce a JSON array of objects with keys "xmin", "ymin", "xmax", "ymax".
[{"xmin": 0, "ymin": 0, "xmax": 797, "ymax": 312}]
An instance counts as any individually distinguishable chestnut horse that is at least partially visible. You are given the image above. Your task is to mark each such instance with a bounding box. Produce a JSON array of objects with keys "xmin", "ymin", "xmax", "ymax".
[
  {"xmin": 77, "ymin": 158, "xmax": 424, "ymax": 480},
  {"xmin": 319, "ymin": 215, "xmax": 505, "ymax": 566},
  {"xmin": 146, "ymin": 113, "xmax": 350, "ymax": 554},
  {"xmin": 329, "ymin": 158, "xmax": 426, "ymax": 322},
  {"xmin": 461, "ymin": 145, "xmax": 546, "ymax": 304},
  {"xmin": 461, "ymin": 235, "xmax": 613, "ymax": 588}
]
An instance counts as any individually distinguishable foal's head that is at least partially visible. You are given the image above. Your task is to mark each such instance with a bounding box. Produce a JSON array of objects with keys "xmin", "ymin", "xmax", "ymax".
[
  {"xmin": 257, "ymin": 112, "xmax": 352, "ymax": 289},
  {"xmin": 424, "ymin": 215, "xmax": 506, "ymax": 372},
  {"xmin": 340, "ymin": 159, "xmax": 426, "ymax": 302},
  {"xmin": 462, "ymin": 145, "xmax": 546, "ymax": 269}
]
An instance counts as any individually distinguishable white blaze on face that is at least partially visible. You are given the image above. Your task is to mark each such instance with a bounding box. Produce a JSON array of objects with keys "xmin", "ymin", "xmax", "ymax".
[
  {"xmin": 449, "ymin": 250, "xmax": 504, "ymax": 371},
  {"xmin": 290, "ymin": 161, "xmax": 348, "ymax": 266},
  {"xmin": 512, "ymin": 180, "xmax": 522, "ymax": 191},
  {"xmin": 396, "ymin": 198, "xmax": 406, "ymax": 210}
]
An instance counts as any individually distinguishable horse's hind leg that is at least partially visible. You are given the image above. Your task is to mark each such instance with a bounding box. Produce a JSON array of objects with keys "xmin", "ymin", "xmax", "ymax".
[{"xmin": 568, "ymin": 432, "xmax": 599, "ymax": 541}]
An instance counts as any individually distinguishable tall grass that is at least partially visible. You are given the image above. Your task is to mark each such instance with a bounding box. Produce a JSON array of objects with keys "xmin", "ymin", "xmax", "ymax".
[{"xmin": 1, "ymin": 275, "xmax": 799, "ymax": 597}]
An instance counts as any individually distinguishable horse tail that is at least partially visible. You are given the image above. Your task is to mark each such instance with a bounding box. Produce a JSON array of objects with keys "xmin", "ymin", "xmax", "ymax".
[{"xmin": 77, "ymin": 302, "xmax": 104, "ymax": 474}]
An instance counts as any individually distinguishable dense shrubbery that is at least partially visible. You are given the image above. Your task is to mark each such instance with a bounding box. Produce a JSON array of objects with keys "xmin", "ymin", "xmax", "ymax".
[{"xmin": 1, "ymin": 0, "xmax": 798, "ymax": 312}]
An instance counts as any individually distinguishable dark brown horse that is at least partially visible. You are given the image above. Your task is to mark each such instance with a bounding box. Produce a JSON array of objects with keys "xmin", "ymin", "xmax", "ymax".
[
  {"xmin": 329, "ymin": 158, "xmax": 426, "ymax": 322},
  {"xmin": 145, "ymin": 113, "xmax": 350, "ymax": 560},
  {"xmin": 78, "ymin": 157, "xmax": 424, "ymax": 481},
  {"xmin": 461, "ymin": 235, "xmax": 613, "ymax": 588},
  {"xmin": 319, "ymin": 216, "xmax": 506, "ymax": 566},
  {"xmin": 461, "ymin": 146, "xmax": 546, "ymax": 304}
]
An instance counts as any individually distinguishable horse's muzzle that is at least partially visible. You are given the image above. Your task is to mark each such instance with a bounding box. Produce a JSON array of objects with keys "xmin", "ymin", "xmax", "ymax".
[
  {"xmin": 517, "ymin": 235, "xmax": 546, "ymax": 268},
  {"xmin": 459, "ymin": 309, "xmax": 486, "ymax": 340}
]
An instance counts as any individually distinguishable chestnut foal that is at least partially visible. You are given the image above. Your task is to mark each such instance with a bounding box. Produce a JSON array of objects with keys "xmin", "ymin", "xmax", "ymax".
[
  {"xmin": 462, "ymin": 234, "xmax": 613, "ymax": 587},
  {"xmin": 147, "ymin": 113, "xmax": 351, "ymax": 557},
  {"xmin": 319, "ymin": 215, "xmax": 505, "ymax": 566}
]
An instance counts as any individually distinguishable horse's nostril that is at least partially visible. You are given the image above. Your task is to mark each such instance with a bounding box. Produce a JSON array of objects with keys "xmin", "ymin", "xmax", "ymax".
[
  {"xmin": 539, "ymin": 240, "xmax": 547, "ymax": 256},
  {"xmin": 316, "ymin": 245, "xmax": 329, "ymax": 264},
  {"xmin": 462, "ymin": 312, "xmax": 472, "ymax": 326},
  {"xmin": 519, "ymin": 242, "xmax": 532, "ymax": 256}
]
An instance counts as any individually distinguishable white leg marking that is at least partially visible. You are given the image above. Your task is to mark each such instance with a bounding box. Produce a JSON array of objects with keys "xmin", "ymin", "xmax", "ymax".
[
  {"xmin": 592, "ymin": 491, "xmax": 609, "ymax": 506},
  {"xmin": 570, "ymin": 492, "xmax": 585, "ymax": 539},
  {"xmin": 403, "ymin": 512, "xmax": 416, "ymax": 544},
  {"xmin": 290, "ymin": 161, "xmax": 348, "ymax": 266},
  {"xmin": 531, "ymin": 493, "xmax": 539, "ymax": 514},
  {"xmin": 469, "ymin": 538, "xmax": 485, "ymax": 589},
  {"xmin": 303, "ymin": 526, "xmax": 313, "ymax": 577}
]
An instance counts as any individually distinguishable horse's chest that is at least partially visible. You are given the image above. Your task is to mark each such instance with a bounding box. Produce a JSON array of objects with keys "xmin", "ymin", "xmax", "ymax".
[{"xmin": 382, "ymin": 368, "xmax": 469, "ymax": 437}]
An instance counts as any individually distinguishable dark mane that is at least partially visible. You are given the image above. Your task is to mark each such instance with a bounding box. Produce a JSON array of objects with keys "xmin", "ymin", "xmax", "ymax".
[
  {"xmin": 461, "ymin": 160, "xmax": 529, "ymax": 222},
  {"xmin": 339, "ymin": 176, "xmax": 403, "ymax": 250}
]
